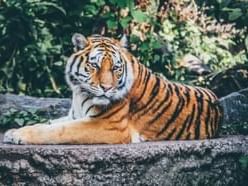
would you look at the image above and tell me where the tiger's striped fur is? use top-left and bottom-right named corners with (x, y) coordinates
top-left (3, 34), bottom-right (223, 144)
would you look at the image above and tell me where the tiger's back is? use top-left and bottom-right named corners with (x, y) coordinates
top-left (128, 62), bottom-right (222, 140)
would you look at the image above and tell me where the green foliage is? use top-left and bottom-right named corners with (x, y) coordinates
top-left (157, 19), bottom-right (247, 81)
top-left (0, 0), bottom-right (247, 97)
top-left (195, 0), bottom-right (248, 61)
top-left (196, 0), bottom-right (248, 28)
top-left (239, 155), bottom-right (248, 170)
top-left (0, 108), bottom-right (48, 129)
top-left (0, 0), bottom-right (69, 96)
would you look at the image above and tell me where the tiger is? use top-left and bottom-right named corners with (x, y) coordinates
top-left (3, 33), bottom-right (223, 144)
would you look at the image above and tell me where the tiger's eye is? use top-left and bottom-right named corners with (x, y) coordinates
top-left (113, 66), bottom-right (119, 71)
top-left (90, 56), bottom-right (96, 61)
top-left (91, 63), bottom-right (98, 68)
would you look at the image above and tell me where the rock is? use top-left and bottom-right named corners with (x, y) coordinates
top-left (0, 94), bottom-right (248, 185)
top-left (207, 64), bottom-right (248, 98)
top-left (0, 135), bottom-right (247, 185)
top-left (179, 54), bottom-right (212, 75)
top-left (0, 93), bottom-right (71, 120)
top-left (219, 88), bottom-right (248, 124)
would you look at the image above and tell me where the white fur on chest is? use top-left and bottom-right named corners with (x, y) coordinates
top-left (70, 90), bottom-right (96, 119)
top-left (49, 89), bottom-right (95, 124)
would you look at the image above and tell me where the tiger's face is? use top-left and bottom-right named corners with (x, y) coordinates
top-left (66, 34), bottom-right (133, 105)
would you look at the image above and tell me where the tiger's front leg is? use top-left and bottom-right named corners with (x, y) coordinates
top-left (3, 119), bottom-right (131, 144)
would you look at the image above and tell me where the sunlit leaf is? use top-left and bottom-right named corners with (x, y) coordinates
top-left (14, 118), bottom-right (25, 126)
top-left (54, 61), bottom-right (63, 66)
top-left (222, 8), bottom-right (243, 21)
top-left (120, 16), bottom-right (132, 28)
top-left (245, 35), bottom-right (248, 51)
top-left (131, 10), bottom-right (148, 23)
top-left (107, 18), bottom-right (118, 29)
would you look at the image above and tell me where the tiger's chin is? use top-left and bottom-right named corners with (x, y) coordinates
top-left (92, 96), bottom-right (111, 105)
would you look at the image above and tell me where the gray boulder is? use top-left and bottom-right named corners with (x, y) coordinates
top-left (219, 88), bottom-right (248, 124)
top-left (0, 135), bottom-right (247, 185)
top-left (0, 93), bottom-right (71, 119)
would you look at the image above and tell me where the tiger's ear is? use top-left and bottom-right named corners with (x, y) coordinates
top-left (120, 34), bottom-right (128, 48)
top-left (72, 33), bottom-right (88, 51)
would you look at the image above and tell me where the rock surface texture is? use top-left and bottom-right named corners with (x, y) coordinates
top-left (0, 136), bottom-right (247, 185)
top-left (0, 93), bottom-right (71, 119)
top-left (0, 94), bottom-right (248, 185)
top-left (218, 88), bottom-right (248, 124)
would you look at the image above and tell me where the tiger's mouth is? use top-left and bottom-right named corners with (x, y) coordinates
top-left (96, 95), bottom-right (108, 99)
top-left (92, 95), bottom-right (111, 105)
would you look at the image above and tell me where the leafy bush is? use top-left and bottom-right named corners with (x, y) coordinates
top-left (0, 0), bottom-right (247, 97)
top-left (0, 108), bottom-right (48, 129)
top-left (196, 0), bottom-right (248, 57)
top-left (196, 0), bottom-right (248, 28)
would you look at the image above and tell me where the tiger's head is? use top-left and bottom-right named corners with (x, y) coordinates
top-left (65, 33), bottom-right (134, 105)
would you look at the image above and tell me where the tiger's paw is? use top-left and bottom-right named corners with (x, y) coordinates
top-left (3, 128), bottom-right (31, 145)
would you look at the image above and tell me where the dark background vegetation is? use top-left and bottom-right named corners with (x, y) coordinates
top-left (0, 0), bottom-right (247, 97)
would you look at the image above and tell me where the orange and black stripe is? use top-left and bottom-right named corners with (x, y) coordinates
top-left (129, 62), bottom-right (223, 140)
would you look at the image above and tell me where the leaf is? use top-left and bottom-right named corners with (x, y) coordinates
top-left (140, 43), bottom-right (149, 51)
top-left (0, 15), bottom-right (5, 21)
top-left (239, 156), bottom-right (248, 169)
top-left (245, 35), bottom-right (248, 51)
top-left (26, 120), bottom-right (36, 125)
top-left (9, 108), bottom-right (17, 113)
top-left (54, 61), bottom-right (63, 66)
top-left (127, 0), bottom-right (134, 10)
top-left (154, 54), bottom-right (160, 61)
top-left (107, 17), bottom-right (118, 29)
top-left (131, 10), bottom-right (148, 23)
top-left (116, 0), bottom-right (128, 8)
top-left (108, 0), bottom-right (130, 8)
top-left (84, 4), bottom-right (98, 15)
top-left (108, 0), bottom-right (117, 4)
top-left (91, 0), bottom-right (105, 6)
top-left (14, 118), bottom-right (25, 126)
top-left (120, 16), bottom-right (132, 28)
top-left (151, 40), bottom-right (161, 49)
top-left (228, 8), bottom-right (242, 21)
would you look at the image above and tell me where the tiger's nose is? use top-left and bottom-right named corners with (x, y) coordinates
top-left (100, 84), bottom-right (112, 92)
